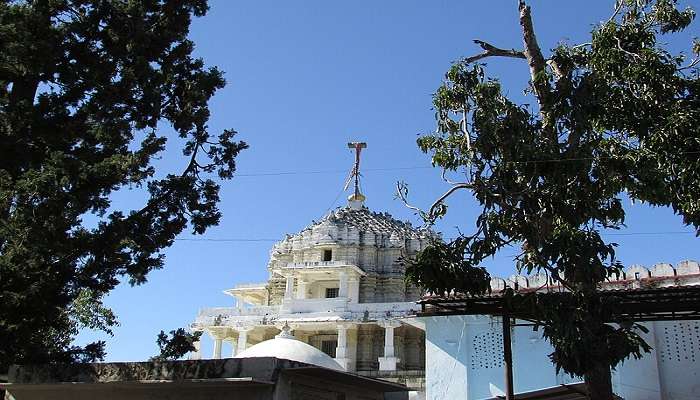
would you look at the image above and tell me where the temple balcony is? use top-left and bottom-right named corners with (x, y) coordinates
top-left (224, 282), bottom-right (269, 306)
top-left (193, 301), bottom-right (420, 330)
top-left (281, 297), bottom-right (349, 313)
top-left (279, 260), bottom-right (365, 276)
top-left (275, 260), bottom-right (366, 304)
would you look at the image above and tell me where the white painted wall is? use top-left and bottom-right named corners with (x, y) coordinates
top-left (425, 315), bottom-right (469, 399)
top-left (423, 316), bottom-right (700, 400)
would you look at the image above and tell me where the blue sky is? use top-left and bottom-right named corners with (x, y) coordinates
top-left (75, 0), bottom-right (700, 361)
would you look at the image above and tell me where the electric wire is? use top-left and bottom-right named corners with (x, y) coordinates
top-left (232, 151), bottom-right (700, 178)
top-left (174, 231), bottom-right (695, 243)
top-left (179, 149), bottom-right (700, 243)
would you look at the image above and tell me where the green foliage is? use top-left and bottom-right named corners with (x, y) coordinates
top-left (151, 328), bottom-right (202, 361)
top-left (405, 238), bottom-right (491, 296)
top-left (0, 0), bottom-right (246, 371)
top-left (408, 0), bottom-right (698, 381)
top-left (69, 288), bottom-right (118, 336)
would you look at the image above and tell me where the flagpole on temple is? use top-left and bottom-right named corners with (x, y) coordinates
top-left (345, 142), bottom-right (367, 208)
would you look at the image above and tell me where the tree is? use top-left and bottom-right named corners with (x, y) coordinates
top-left (151, 328), bottom-right (202, 362)
top-left (0, 0), bottom-right (247, 372)
top-left (400, 1), bottom-right (699, 398)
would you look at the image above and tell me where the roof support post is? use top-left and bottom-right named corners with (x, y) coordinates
top-left (503, 314), bottom-right (515, 400)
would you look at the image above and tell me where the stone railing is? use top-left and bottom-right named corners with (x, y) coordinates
top-left (282, 297), bottom-right (349, 313)
top-left (232, 282), bottom-right (268, 289)
top-left (284, 260), bottom-right (355, 268)
top-left (348, 301), bottom-right (420, 320)
top-left (194, 305), bottom-right (280, 326)
top-left (193, 300), bottom-right (421, 329)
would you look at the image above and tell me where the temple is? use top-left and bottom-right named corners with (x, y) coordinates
top-left (191, 143), bottom-right (431, 387)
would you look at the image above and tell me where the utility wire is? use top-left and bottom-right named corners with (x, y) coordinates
top-left (602, 231), bottom-right (696, 236)
top-left (175, 238), bottom-right (278, 242)
top-left (235, 166), bottom-right (432, 177)
top-left (174, 231), bottom-right (695, 243)
top-left (233, 151), bottom-right (700, 178)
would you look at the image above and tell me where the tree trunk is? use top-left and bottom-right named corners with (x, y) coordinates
top-left (584, 364), bottom-right (615, 400)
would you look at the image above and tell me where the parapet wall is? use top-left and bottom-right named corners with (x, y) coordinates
top-left (488, 260), bottom-right (700, 292)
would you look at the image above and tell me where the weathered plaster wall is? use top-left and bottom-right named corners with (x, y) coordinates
top-left (6, 358), bottom-right (400, 400)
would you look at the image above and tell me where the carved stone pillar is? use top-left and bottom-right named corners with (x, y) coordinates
top-left (296, 279), bottom-right (307, 299)
top-left (212, 338), bottom-right (223, 359)
top-left (378, 320), bottom-right (401, 371)
top-left (209, 329), bottom-right (227, 360)
top-left (225, 338), bottom-right (238, 358)
top-left (284, 276), bottom-right (294, 299)
top-left (334, 323), bottom-right (357, 371)
top-left (337, 325), bottom-right (348, 355)
top-left (338, 271), bottom-right (348, 298)
top-left (237, 328), bottom-right (251, 354)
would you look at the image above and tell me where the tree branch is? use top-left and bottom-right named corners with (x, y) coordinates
top-left (462, 40), bottom-right (526, 64)
top-left (607, 0), bottom-right (624, 24)
top-left (396, 181), bottom-right (473, 225)
top-left (547, 59), bottom-right (565, 80)
top-left (395, 181), bottom-right (427, 217)
top-left (678, 57), bottom-right (700, 71)
top-left (518, 1), bottom-right (553, 129)
top-left (427, 183), bottom-right (472, 219)
top-left (441, 168), bottom-right (463, 186)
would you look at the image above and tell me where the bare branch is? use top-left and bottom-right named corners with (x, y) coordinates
top-left (397, 181), bottom-right (474, 225)
top-left (678, 57), bottom-right (700, 71)
top-left (441, 169), bottom-right (462, 186)
top-left (607, 0), bottom-right (624, 24)
top-left (572, 42), bottom-right (592, 50)
top-left (462, 40), bottom-right (526, 64)
top-left (395, 181), bottom-right (427, 217)
top-left (427, 183), bottom-right (472, 218)
top-left (615, 36), bottom-right (642, 59)
top-left (547, 59), bottom-right (565, 80)
top-left (519, 1), bottom-right (556, 136)
top-left (460, 109), bottom-right (472, 151)
top-left (519, 1), bottom-right (549, 103)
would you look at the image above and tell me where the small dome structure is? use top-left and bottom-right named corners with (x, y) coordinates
top-left (234, 325), bottom-right (343, 371)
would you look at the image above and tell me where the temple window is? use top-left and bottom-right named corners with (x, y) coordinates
top-left (323, 249), bottom-right (333, 261)
top-left (321, 339), bottom-right (338, 357)
top-left (325, 287), bottom-right (339, 298)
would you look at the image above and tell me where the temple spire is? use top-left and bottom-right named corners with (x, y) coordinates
top-left (344, 142), bottom-right (367, 209)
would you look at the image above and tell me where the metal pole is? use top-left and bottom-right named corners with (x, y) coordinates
top-left (503, 314), bottom-right (515, 400)
top-left (354, 144), bottom-right (360, 197)
top-left (346, 142), bottom-right (366, 198)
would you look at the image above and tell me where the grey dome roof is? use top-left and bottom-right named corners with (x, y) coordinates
top-left (323, 206), bottom-right (424, 236)
top-left (271, 205), bottom-right (436, 253)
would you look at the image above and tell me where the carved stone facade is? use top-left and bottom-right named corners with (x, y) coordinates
top-left (192, 197), bottom-right (432, 389)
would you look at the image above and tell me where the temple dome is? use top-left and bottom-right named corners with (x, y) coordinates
top-left (234, 328), bottom-right (343, 371)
